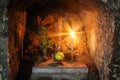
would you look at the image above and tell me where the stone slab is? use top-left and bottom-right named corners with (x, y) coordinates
top-left (31, 59), bottom-right (88, 80)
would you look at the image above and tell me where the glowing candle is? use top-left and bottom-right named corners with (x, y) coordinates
top-left (70, 30), bottom-right (75, 61)
top-left (70, 30), bottom-right (75, 51)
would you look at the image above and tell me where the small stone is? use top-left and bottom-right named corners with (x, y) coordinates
top-left (1, 52), bottom-right (3, 54)
top-left (117, 77), bottom-right (120, 80)
top-left (113, 65), bottom-right (119, 67)
top-left (112, 74), bottom-right (117, 78)
top-left (102, 0), bottom-right (108, 3)
top-left (0, 64), bottom-right (3, 71)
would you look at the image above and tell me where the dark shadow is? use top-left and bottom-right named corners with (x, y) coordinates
top-left (16, 60), bottom-right (34, 80)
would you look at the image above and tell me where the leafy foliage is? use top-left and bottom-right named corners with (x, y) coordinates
top-left (37, 26), bottom-right (54, 54)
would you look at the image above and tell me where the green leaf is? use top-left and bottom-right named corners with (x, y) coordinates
top-left (37, 26), bottom-right (54, 53)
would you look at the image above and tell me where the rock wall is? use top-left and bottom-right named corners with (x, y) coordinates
top-left (0, 0), bottom-right (9, 79)
top-left (0, 0), bottom-right (120, 80)
top-left (109, 15), bottom-right (120, 80)
top-left (98, 0), bottom-right (120, 80)
top-left (0, 8), bottom-right (9, 80)
top-left (8, 7), bottom-right (26, 80)
top-left (107, 0), bottom-right (120, 79)
top-left (82, 0), bottom-right (120, 80)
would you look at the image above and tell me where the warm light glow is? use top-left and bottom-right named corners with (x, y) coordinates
top-left (70, 30), bottom-right (75, 38)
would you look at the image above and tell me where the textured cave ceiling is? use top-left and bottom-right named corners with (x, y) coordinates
top-left (0, 0), bottom-right (104, 10)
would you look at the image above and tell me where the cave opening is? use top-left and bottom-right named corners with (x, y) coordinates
top-left (6, 0), bottom-right (119, 80)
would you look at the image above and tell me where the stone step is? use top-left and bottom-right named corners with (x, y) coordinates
top-left (31, 59), bottom-right (88, 80)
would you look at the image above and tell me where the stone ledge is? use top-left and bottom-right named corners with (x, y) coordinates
top-left (32, 67), bottom-right (88, 74)
top-left (31, 59), bottom-right (88, 80)
top-left (31, 73), bottom-right (87, 80)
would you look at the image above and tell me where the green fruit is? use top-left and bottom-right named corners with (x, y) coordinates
top-left (55, 52), bottom-right (64, 60)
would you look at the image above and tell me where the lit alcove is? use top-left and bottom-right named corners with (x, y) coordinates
top-left (7, 0), bottom-right (119, 80)
top-left (24, 1), bottom-right (92, 80)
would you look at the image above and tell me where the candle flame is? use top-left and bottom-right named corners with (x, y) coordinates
top-left (70, 30), bottom-right (75, 38)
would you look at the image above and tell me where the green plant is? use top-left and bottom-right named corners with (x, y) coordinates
top-left (37, 26), bottom-right (54, 55)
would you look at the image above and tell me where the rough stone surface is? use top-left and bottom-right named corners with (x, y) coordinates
top-left (100, 0), bottom-right (120, 80)
top-left (0, 0), bottom-right (120, 80)
top-left (95, 11), bottom-right (115, 80)
top-left (8, 7), bottom-right (26, 80)
top-left (109, 17), bottom-right (120, 80)
top-left (0, 8), bottom-right (9, 80)
top-left (31, 59), bottom-right (88, 80)
top-left (80, 3), bottom-right (117, 80)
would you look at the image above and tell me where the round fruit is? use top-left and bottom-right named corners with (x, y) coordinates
top-left (55, 52), bottom-right (64, 60)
